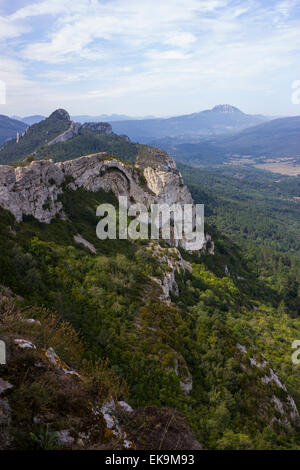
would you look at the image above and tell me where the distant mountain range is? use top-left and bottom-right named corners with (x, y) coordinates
top-left (0, 115), bottom-right (28, 146)
top-left (11, 115), bottom-right (45, 126)
top-left (11, 113), bottom-right (156, 126)
top-left (109, 105), bottom-right (271, 143)
top-left (72, 113), bottom-right (156, 122)
top-left (160, 115), bottom-right (300, 166)
top-left (11, 105), bottom-right (269, 138)
top-left (4, 106), bottom-right (300, 168)
top-left (218, 115), bottom-right (300, 157)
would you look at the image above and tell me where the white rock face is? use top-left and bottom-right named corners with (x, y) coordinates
top-left (236, 343), bottom-right (299, 425)
top-left (58, 154), bottom-right (152, 207)
top-left (48, 121), bottom-right (81, 146)
top-left (148, 244), bottom-right (191, 300)
top-left (0, 151), bottom-right (193, 223)
top-left (41, 347), bottom-right (80, 377)
top-left (0, 154), bottom-right (149, 223)
top-left (0, 150), bottom-right (210, 252)
top-left (56, 430), bottom-right (75, 446)
top-left (261, 367), bottom-right (287, 390)
top-left (143, 166), bottom-right (193, 207)
top-left (100, 400), bottom-right (134, 449)
top-left (14, 339), bottom-right (36, 349)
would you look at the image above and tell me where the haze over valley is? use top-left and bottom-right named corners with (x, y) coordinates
top-left (1, 0), bottom-right (300, 454)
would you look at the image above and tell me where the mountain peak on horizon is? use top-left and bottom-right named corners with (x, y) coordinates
top-left (49, 108), bottom-right (70, 121)
top-left (211, 104), bottom-right (243, 113)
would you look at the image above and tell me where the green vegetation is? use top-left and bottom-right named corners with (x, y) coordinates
top-left (0, 109), bottom-right (139, 165)
top-left (0, 287), bottom-right (127, 449)
top-left (0, 110), bottom-right (70, 164)
top-left (0, 116), bottom-right (27, 146)
top-left (0, 181), bottom-right (300, 449)
top-left (33, 130), bottom-right (138, 164)
top-left (180, 164), bottom-right (300, 255)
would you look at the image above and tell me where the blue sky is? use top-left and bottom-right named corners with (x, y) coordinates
top-left (0, 0), bottom-right (300, 117)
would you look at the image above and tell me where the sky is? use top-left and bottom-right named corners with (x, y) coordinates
top-left (0, 0), bottom-right (300, 117)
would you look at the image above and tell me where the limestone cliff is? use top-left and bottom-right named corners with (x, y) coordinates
top-left (48, 120), bottom-right (113, 146)
top-left (0, 148), bottom-right (209, 251)
top-left (0, 152), bottom-right (188, 218)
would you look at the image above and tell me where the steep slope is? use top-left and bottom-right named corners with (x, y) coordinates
top-left (0, 149), bottom-right (300, 449)
top-left (219, 115), bottom-right (300, 157)
top-left (167, 115), bottom-right (300, 166)
top-left (0, 109), bottom-right (72, 164)
top-left (0, 288), bottom-right (202, 450)
top-left (31, 128), bottom-right (137, 164)
top-left (110, 105), bottom-right (270, 143)
top-left (0, 116), bottom-right (28, 146)
top-left (0, 109), bottom-right (137, 166)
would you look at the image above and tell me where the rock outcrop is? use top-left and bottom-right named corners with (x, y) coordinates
top-left (47, 120), bottom-right (112, 147)
top-left (48, 121), bottom-right (81, 146)
top-left (148, 244), bottom-right (192, 300)
top-left (0, 148), bottom-right (209, 251)
top-left (0, 154), bottom-right (147, 223)
top-left (81, 122), bottom-right (112, 134)
top-left (0, 151), bottom-right (189, 220)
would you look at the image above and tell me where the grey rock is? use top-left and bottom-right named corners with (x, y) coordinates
top-left (81, 122), bottom-right (112, 134)
top-left (0, 377), bottom-right (13, 395)
top-left (0, 150), bottom-right (210, 252)
top-left (48, 121), bottom-right (81, 146)
top-left (49, 109), bottom-right (70, 121)
top-left (56, 430), bottom-right (75, 446)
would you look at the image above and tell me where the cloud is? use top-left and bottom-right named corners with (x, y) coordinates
top-left (164, 33), bottom-right (197, 48)
top-left (19, 0), bottom-right (226, 63)
top-left (1, 0), bottom-right (300, 115)
top-left (0, 16), bottom-right (28, 40)
top-left (8, 0), bottom-right (88, 20)
top-left (147, 50), bottom-right (191, 60)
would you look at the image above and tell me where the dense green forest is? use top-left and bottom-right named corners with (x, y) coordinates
top-left (180, 164), bottom-right (300, 255)
top-left (180, 163), bottom-right (300, 317)
top-left (32, 130), bottom-right (138, 164)
top-left (0, 111), bottom-right (70, 164)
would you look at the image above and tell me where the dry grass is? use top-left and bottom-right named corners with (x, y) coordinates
top-left (254, 163), bottom-right (300, 176)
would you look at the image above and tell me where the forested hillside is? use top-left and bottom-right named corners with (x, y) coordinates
top-left (180, 164), bottom-right (300, 255)
top-left (0, 109), bottom-right (138, 165)
top-left (0, 109), bottom-right (71, 164)
top-left (0, 112), bottom-right (300, 450)
top-left (0, 161), bottom-right (300, 449)
top-left (0, 116), bottom-right (27, 146)
top-left (180, 164), bottom-right (300, 317)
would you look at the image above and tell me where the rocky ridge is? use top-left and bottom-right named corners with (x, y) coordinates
top-left (0, 149), bottom-right (206, 251)
top-left (0, 288), bottom-right (202, 450)
top-left (47, 121), bottom-right (113, 147)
